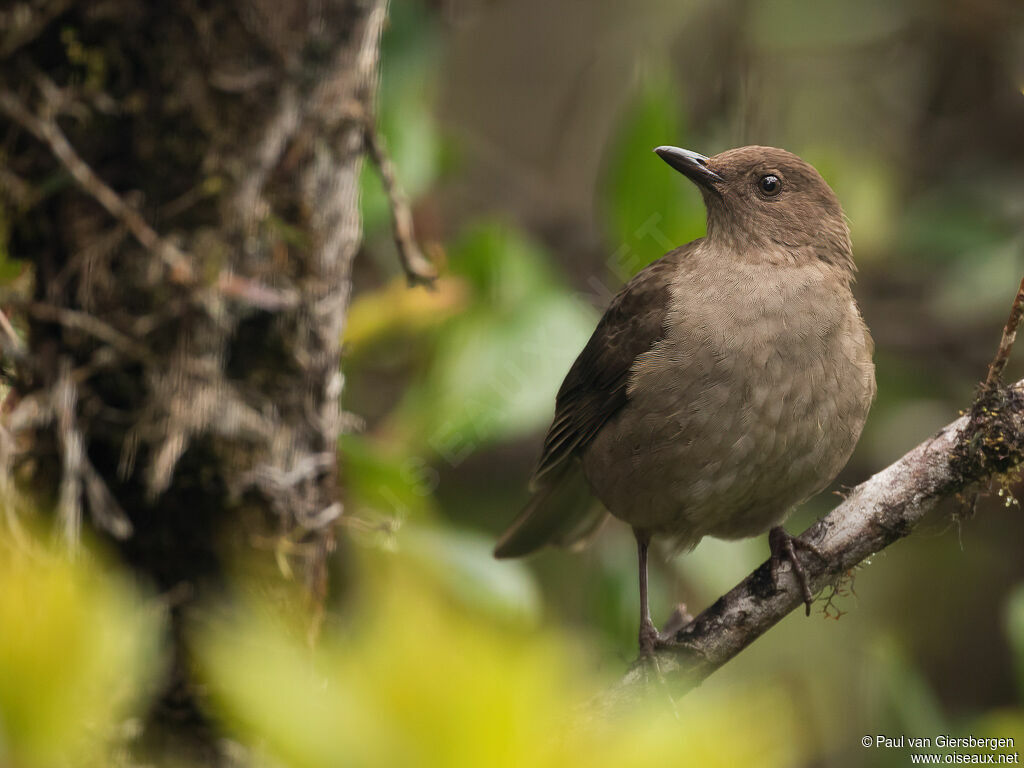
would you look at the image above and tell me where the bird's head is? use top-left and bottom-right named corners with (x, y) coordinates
top-left (654, 145), bottom-right (854, 275)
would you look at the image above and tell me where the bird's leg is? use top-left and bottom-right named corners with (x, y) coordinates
top-left (769, 526), bottom-right (826, 616)
top-left (634, 528), bottom-right (660, 653)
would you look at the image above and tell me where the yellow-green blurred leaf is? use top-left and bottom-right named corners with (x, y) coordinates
top-left (343, 276), bottom-right (468, 352)
top-left (1006, 584), bottom-right (1024, 700)
top-left (401, 524), bottom-right (541, 625)
top-left (197, 554), bottom-right (811, 768)
top-left (340, 432), bottom-right (437, 527)
top-left (0, 533), bottom-right (164, 768)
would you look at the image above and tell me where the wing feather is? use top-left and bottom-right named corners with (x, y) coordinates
top-left (532, 244), bottom-right (693, 484)
top-left (495, 243), bottom-right (696, 557)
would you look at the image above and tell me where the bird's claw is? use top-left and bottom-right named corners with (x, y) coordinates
top-left (638, 603), bottom-right (693, 654)
top-left (639, 619), bottom-right (662, 655)
top-left (769, 526), bottom-right (826, 616)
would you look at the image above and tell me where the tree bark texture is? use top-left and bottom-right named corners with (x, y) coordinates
top-left (1, 0), bottom-right (385, 759)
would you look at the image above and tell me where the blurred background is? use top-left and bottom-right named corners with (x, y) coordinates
top-left (3, 0), bottom-right (1024, 766)
top-left (343, 0), bottom-right (1024, 764)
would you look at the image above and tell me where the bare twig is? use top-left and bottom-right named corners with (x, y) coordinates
top-left (53, 361), bottom-right (83, 547)
top-left (19, 301), bottom-right (155, 363)
top-left (216, 272), bottom-right (299, 311)
top-left (0, 86), bottom-right (195, 283)
top-left (52, 361), bottom-right (132, 544)
top-left (209, 66), bottom-right (276, 94)
top-left (362, 118), bottom-right (438, 288)
top-left (231, 82), bottom-right (301, 232)
top-left (985, 274), bottom-right (1024, 388)
top-left (0, 306), bottom-right (23, 353)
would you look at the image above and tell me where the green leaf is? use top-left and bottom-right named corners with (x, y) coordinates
top-left (1006, 584), bottom-right (1024, 700)
top-left (196, 605), bottom-right (400, 768)
top-left (197, 552), bottom-right (812, 768)
top-left (0, 534), bottom-right (165, 768)
top-left (401, 525), bottom-right (542, 625)
top-left (602, 71), bottom-right (705, 276)
top-left (396, 222), bottom-right (597, 451)
top-left (340, 433), bottom-right (437, 525)
top-left (865, 635), bottom-right (947, 737)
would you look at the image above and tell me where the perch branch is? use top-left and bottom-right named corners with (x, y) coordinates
top-left (362, 117), bottom-right (438, 288)
top-left (604, 276), bottom-right (1024, 707)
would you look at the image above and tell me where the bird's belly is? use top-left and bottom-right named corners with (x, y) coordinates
top-left (582, 323), bottom-right (872, 549)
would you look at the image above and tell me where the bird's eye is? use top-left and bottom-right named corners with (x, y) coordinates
top-left (758, 174), bottom-right (781, 196)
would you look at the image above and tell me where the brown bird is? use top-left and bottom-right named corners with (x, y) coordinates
top-left (494, 145), bottom-right (875, 653)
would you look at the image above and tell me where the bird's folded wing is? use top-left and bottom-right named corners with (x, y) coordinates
top-left (531, 243), bottom-right (693, 487)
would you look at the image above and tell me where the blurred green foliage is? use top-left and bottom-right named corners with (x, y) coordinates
top-left (196, 557), bottom-right (814, 768)
top-left (0, 526), bottom-right (823, 768)
top-left (2, 523), bottom-right (1022, 767)
top-left (602, 72), bottom-right (706, 275)
top-left (1008, 586), bottom-right (1024, 701)
top-left (0, 531), bottom-right (164, 768)
top-left (393, 222), bottom-right (596, 450)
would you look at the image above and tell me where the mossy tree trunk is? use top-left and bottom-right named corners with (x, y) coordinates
top-left (1, 0), bottom-right (384, 760)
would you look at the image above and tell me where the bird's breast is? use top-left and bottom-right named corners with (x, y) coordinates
top-left (583, 260), bottom-right (875, 548)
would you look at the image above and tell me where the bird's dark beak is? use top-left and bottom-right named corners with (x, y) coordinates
top-left (654, 146), bottom-right (723, 190)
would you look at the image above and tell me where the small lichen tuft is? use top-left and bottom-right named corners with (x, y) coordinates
top-left (949, 383), bottom-right (1024, 514)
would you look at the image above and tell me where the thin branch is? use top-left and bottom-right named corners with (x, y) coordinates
top-left (19, 301), bottom-right (155, 363)
top-left (0, 85), bottom-right (195, 283)
top-left (362, 117), bottom-right (438, 288)
top-left (985, 274), bottom-right (1024, 388)
top-left (52, 360), bottom-right (132, 543)
top-left (216, 272), bottom-right (299, 311)
top-left (0, 306), bottom-right (23, 353)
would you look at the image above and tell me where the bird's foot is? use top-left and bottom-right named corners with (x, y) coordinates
top-left (769, 526), bottom-right (826, 616)
top-left (639, 618), bottom-right (661, 655)
top-left (638, 604), bottom-right (694, 654)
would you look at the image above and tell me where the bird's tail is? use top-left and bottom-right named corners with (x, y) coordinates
top-left (494, 463), bottom-right (606, 558)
